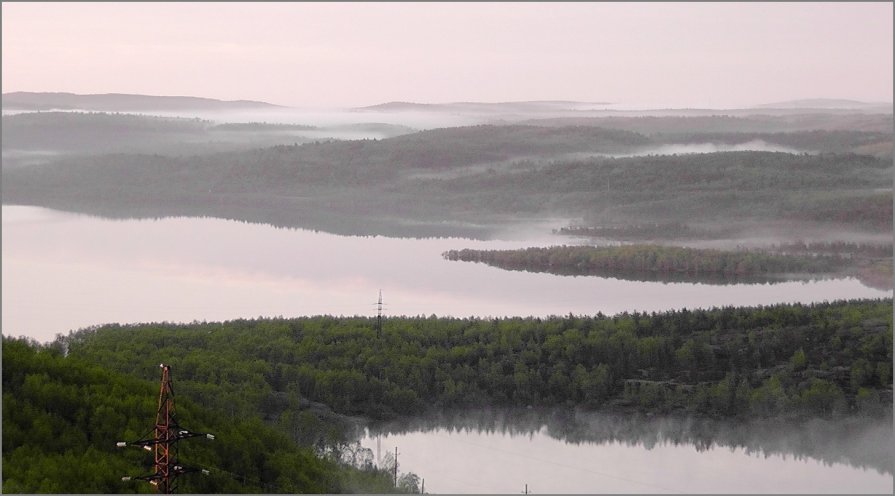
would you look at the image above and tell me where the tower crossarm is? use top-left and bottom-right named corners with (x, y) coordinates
top-left (117, 364), bottom-right (214, 493)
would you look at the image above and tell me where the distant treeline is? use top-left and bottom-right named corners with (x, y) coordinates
top-left (1, 91), bottom-right (280, 112)
top-left (443, 244), bottom-right (846, 279)
top-left (555, 223), bottom-right (712, 240)
top-left (210, 122), bottom-right (317, 131)
top-left (0, 111), bottom-right (312, 156)
top-left (772, 241), bottom-right (893, 258)
top-left (0, 112), bottom-right (411, 159)
top-left (522, 114), bottom-right (894, 135)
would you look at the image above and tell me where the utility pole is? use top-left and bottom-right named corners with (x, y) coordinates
top-left (524, 483), bottom-right (529, 494)
top-left (393, 446), bottom-right (399, 488)
top-left (119, 364), bottom-right (214, 493)
top-left (421, 478), bottom-right (424, 494)
top-left (376, 290), bottom-right (383, 339)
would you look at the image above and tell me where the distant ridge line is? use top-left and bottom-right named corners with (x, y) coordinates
top-left (353, 100), bottom-right (613, 112)
top-left (2, 91), bottom-right (285, 112)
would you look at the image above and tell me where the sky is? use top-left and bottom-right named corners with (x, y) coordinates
top-left (2, 2), bottom-right (892, 108)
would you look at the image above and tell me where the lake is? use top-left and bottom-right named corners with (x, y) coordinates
top-left (2, 205), bottom-right (891, 343)
top-left (357, 410), bottom-right (893, 494)
top-left (3, 204), bottom-right (893, 493)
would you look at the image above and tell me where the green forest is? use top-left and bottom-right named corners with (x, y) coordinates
top-left (4, 296), bottom-right (892, 491)
top-left (41, 300), bottom-right (895, 419)
top-left (73, 300), bottom-right (892, 419)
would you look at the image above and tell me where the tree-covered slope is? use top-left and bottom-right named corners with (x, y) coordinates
top-left (59, 300), bottom-right (892, 423)
top-left (2, 338), bottom-right (401, 494)
top-left (3, 122), bottom-right (891, 237)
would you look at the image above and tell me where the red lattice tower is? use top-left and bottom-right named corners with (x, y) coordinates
top-left (154, 364), bottom-right (175, 493)
top-left (119, 364), bottom-right (213, 493)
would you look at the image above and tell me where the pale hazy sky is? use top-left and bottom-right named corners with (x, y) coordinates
top-left (2, 2), bottom-right (892, 108)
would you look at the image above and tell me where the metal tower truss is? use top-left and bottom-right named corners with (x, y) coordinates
top-left (118, 364), bottom-right (214, 493)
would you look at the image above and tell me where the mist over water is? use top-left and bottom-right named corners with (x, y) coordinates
top-left (360, 408), bottom-right (893, 494)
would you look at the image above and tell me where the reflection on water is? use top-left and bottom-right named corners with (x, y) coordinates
top-left (3, 205), bottom-right (891, 343)
top-left (360, 408), bottom-right (893, 494)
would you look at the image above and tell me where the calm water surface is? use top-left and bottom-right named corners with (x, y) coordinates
top-left (3, 205), bottom-right (890, 342)
top-left (359, 424), bottom-right (892, 494)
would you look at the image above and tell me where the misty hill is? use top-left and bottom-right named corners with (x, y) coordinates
top-left (515, 116), bottom-right (893, 157)
top-left (2, 91), bottom-right (282, 112)
top-left (356, 101), bottom-right (436, 112)
top-left (2, 123), bottom-right (891, 238)
top-left (1, 124), bottom-right (652, 190)
top-left (374, 124), bottom-right (648, 169)
top-left (357, 100), bottom-right (894, 121)
top-left (1, 112), bottom-right (417, 163)
top-left (2, 112), bottom-right (209, 154)
top-left (0, 112), bottom-right (317, 160)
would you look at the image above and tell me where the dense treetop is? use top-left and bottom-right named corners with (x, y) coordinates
top-left (59, 300), bottom-right (892, 422)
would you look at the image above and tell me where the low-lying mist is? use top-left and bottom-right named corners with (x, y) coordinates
top-left (406, 140), bottom-right (808, 182)
top-left (365, 407), bottom-right (894, 475)
top-left (619, 140), bottom-right (806, 156)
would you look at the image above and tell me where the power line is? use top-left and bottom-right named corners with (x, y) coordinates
top-left (200, 463), bottom-right (293, 493)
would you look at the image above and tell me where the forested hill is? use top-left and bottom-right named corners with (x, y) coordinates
top-left (59, 300), bottom-right (892, 423)
top-left (2, 337), bottom-right (405, 494)
top-left (368, 124), bottom-right (650, 168)
top-left (2, 123), bottom-right (892, 237)
top-left (0, 112), bottom-right (417, 158)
